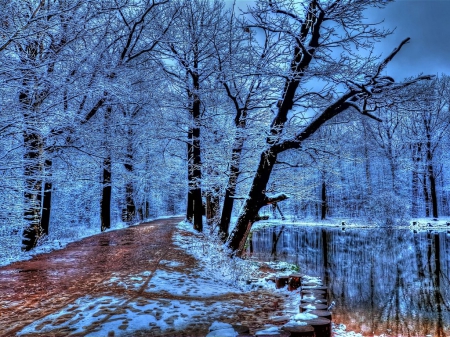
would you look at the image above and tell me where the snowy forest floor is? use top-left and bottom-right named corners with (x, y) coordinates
top-left (0, 216), bottom-right (297, 336)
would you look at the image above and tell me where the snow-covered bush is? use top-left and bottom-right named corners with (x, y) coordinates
top-left (175, 221), bottom-right (260, 289)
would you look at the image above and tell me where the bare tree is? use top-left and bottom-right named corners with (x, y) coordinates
top-left (226, 0), bottom-right (433, 255)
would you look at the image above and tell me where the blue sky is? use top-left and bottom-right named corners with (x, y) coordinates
top-left (367, 0), bottom-right (450, 80)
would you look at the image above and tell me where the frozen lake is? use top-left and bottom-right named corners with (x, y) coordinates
top-left (248, 225), bottom-right (450, 337)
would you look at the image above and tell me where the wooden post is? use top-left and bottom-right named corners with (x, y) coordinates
top-left (282, 324), bottom-right (315, 337)
top-left (309, 309), bottom-right (332, 320)
top-left (288, 273), bottom-right (302, 291)
top-left (305, 317), bottom-right (331, 337)
top-left (301, 289), bottom-right (327, 298)
top-left (276, 276), bottom-right (290, 289)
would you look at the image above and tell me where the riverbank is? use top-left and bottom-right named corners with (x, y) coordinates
top-left (251, 216), bottom-right (450, 232)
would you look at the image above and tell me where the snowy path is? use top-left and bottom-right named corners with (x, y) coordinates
top-left (0, 217), bottom-right (284, 336)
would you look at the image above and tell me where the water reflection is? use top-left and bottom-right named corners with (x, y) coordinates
top-left (249, 226), bottom-right (450, 336)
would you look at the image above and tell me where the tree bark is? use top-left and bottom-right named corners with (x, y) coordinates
top-left (101, 107), bottom-right (112, 231)
top-left (426, 139), bottom-right (438, 218)
top-left (124, 128), bottom-right (135, 223)
top-left (190, 52), bottom-right (203, 232)
top-left (22, 131), bottom-right (44, 251)
top-left (321, 179), bottom-right (327, 220)
top-left (192, 111), bottom-right (203, 232)
top-left (186, 132), bottom-right (194, 222)
top-left (219, 134), bottom-right (245, 238)
top-left (41, 159), bottom-right (53, 236)
top-left (227, 149), bottom-right (278, 254)
top-left (206, 192), bottom-right (220, 225)
top-left (101, 156), bottom-right (112, 231)
top-left (428, 163), bottom-right (438, 218)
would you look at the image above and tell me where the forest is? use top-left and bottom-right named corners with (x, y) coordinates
top-left (0, 0), bottom-right (448, 262)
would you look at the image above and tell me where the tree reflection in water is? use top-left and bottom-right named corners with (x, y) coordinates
top-left (249, 226), bottom-right (450, 336)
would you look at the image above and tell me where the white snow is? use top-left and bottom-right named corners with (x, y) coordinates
top-left (209, 321), bottom-right (234, 331)
top-left (292, 312), bottom-right (319, 321)
top-left (17, 294), bottom-right (243, 336)
top-left (255, 326), bottom-right (281, 335)
top-left (174, 221), bottom-right (260, 289)
top-left (206, 326), bottom-right (238, 337)
top-left (283, 321), bottom-right (308, 327)
top-left (332, 323), bottom-right (364, 337)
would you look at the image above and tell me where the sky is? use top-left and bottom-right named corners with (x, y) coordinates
top-left (366, 0), bottom-right (450, 80)
top-left (229, 0), bottom-right (450, 81)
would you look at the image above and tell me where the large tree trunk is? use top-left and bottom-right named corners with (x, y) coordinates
top-left (124, 128), bottom-right (135, 223)
top-left (101, 156), bottom-right (112, 231)
top-left (192, 113), bottom-right (203, 232)
top-left (321, 179), bottom-right (327, 220)
top-left (219, 135), bottom-right (245, 238)
top-left (426, 140), bottom-right (438, 218)
top-left (190, 55), bottom-right (203, 232)
top-left (41, 159), bottom-right (53, 236)
top-left (206, 191), bottom-right (220, 225)
top-left (428, 163), bottom-right (438, 218)
top-left (227, 149), bottom-right (278, 254)
top-left (101, 107), bottom-right (112, 231)
top-left (22, 131), bottom-right (44, 251)
top-left (186, 133), bottom-right (194, 222)
top-left (185, 101), bottom-right (203, 231)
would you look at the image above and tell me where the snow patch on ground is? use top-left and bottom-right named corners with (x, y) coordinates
top-left (17, 294), bottom-right (242, 336)
top-left (333, 323), bottom-right (364, 337)
top-left (104, 269), bottom-right (242, 297)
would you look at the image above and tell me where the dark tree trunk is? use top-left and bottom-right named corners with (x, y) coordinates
top-left (101, 107), bottom-right (112, 231)
top-left (321, 179), bottom-right (327, 220)
top-left (227, 149), bottom-right (278, 254)
top-left (219, 103), bottom-right (248, 238)
top-left (271, 226), bottom-right (285, 256)
top-left (206, 192), bottom-right (220, 225)
top-left (189, 56), bottom-right (203, 232)
top-left (192, 118), bottom-right (203, 232)
top-left (22, 130), bottom-right (44, 251)
top-left (20, 77), bottom-right (45, 250)
top-left (124, 129), bottom-right (135, 223)
top-left (426, 141), bottom-right (438, 218)
top-left (41, 159), bottom-right (53, 236)
top-left (429, 163), bottom-right (438, 218)
top-left (186, 135), bottom-right (194, 222)
top-left (186, 117), bottom-right (203, 231)
top-left (101, 156), bottom-right (112, 231)
top-left (219, 140), bottom-right (244, 238)
top-left (125, 182), bottom-right (135, 221)
top-left (220, 189), bottom-right (234, 236)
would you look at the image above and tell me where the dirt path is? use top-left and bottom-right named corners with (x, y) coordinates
top-left (0, 217), bottom-right (285, 337)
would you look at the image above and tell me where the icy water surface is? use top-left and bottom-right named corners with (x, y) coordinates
top-left (249, 225), bottom-right (450, 337)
